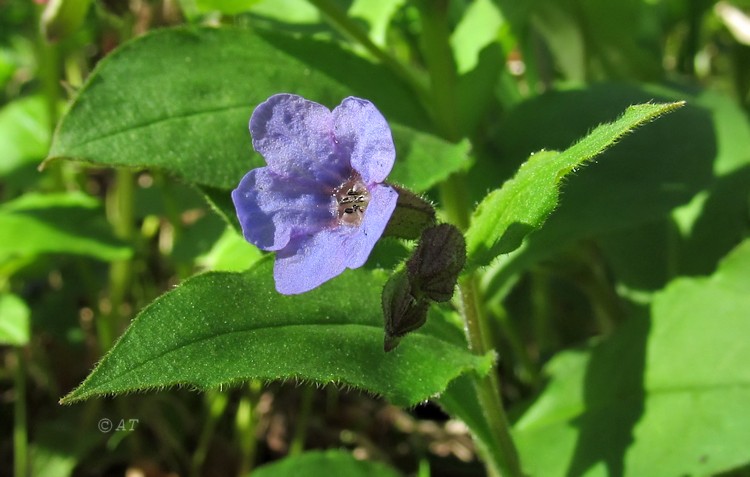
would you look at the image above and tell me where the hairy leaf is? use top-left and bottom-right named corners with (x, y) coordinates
top-left (61, 258), bottom-right (492, 407)
top-left (47, 27), bottom-right (465, 193)
top-left (465, 101), bottom-right (684, 270)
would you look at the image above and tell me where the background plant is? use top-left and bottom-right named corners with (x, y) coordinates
top-left (1, 0), bottom-right (749, 476)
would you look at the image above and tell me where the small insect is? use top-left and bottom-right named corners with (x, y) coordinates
top-left (340, 188), bottom-right (367, 213)
top-left (343, 204), bottom-right (365, 214)
top-left (333, 180), bottom-right (369, 224)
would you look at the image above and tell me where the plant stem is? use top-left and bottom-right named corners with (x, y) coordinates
top-left (102, 169), bottom-right (136, 352)
top-left (13, 348), bottom-right (28, 477)
top-left (35, 4), bottom-right (65, 191)
top-left (289, 385), bottom-right (315, 456)
top-left (307, 0), bottom-right (428, 102)
top-left (459, 275), bottom-right (523, 477)
top-left (236, 382), bottom-right (261, 477)
top-left (414, 0), bottom-right (461, 140)
top-left (415, 2), bottom-right (523, 475)
top-left (191, 391), bottom-right (229, 477)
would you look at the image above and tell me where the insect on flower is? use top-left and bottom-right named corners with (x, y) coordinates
top-left (231, 94), bottom-right (399, 295)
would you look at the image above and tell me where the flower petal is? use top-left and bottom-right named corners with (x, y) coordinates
top-left (273, 184), bottom-right (398, 294)
top-left (231, 167), bottom-right (335, 251)
top-left (333, 97), bottom-right (395, 184)
top-left (250, 94), bottom-right (349, 187)
top-left (344, 183), bottom-right (399, 268)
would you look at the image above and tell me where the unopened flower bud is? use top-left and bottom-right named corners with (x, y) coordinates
top-left (406, 224), bottom-right (466, 302)
top-left (383, 185), bottom-right (436, 240)
top-left (382, 270), bottom-right (430, 352)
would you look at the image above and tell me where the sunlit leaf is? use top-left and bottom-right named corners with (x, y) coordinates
top-left (47, 27), bottom-right (465, 194)
top-left (514, 239), bottom-right (750, 476)
top-left (0, 95), bottom-right (50, 177)
top-left (61, 258), bottom-right (492, 407)
top-left (465, 100), bottom-right (683, 270)
top-left (0, 192), bottom-right (131, 264)
top-left (252, 450), bottom-right (402, 477)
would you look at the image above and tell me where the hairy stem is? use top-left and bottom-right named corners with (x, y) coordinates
top-left (416, 2), bottom-right (524, 475)
top-left (102, 169), bottom-right (136, 352)
top-left (459, 275), bottom-right (523, 477)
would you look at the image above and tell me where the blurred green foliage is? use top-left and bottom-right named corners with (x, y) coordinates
top-left (1, 0), bottom-right (750, 476)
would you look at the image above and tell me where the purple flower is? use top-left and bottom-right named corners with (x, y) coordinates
top-left (231, 94), bottom-right (399, 295)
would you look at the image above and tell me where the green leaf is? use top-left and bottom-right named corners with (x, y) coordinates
top-left (464, 101), bottom-right (684, 270)
top-left (478, 84), bottom-right (740, 294)
top-left (40, 0), bottom-right (94, 42)
top-left (531, 0), bottom-right (662, 81)
top-left (348, 0), bottom-right (405, 47)
top-left (0, 192), bottom-right (131, 264)
top-left (0, 293), bottom-right (30, 346)
top-left (193, 0), bottom-right (262, 15)
top-left (514, 239), bottom-right (750, 476)
top-left (388, 130), bottom-right (470, 192)
top-left (451, 0), bottom-right (505, 134)
top-left (61, 258), bottom-right (492, 407)
top-left (0, 95), bottom-right (51, 177)
top-left (47, 27), bottom-right (463, 193)
top-left (252, 450), bottom-right (403, 477)
top-left (195, 227), bottom-right (263, 272)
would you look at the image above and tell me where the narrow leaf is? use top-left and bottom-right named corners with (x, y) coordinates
top-left (465, 101), bottom-right (684, 270)
top-left (61, 258), bottom-right (492, 407)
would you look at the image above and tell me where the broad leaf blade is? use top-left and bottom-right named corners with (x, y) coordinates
top-left (252, 450), bottom-right (402, 477)
top-left (47, 27), bottom-right (465, 193)
top-left (61, 258), bottom-right (492, 407)
top-left (0, 192), bottom-right (131, 263)
top-left (514, 239), bottom-right (750, 476)
top-left (465, 101), bottom-right (684, 270)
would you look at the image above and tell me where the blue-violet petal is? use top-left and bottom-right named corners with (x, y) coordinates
top-left (273, 184), bottom-right (397, 294)
top-left (333, 97), bottom-right (396, 184)
top-left (231, 167), bottom-right (335, 251)
top-left (250, 94), bottom-right (349, 188)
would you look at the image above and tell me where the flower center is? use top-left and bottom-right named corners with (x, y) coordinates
top-left (333, 177), bottom-right (370, 226)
